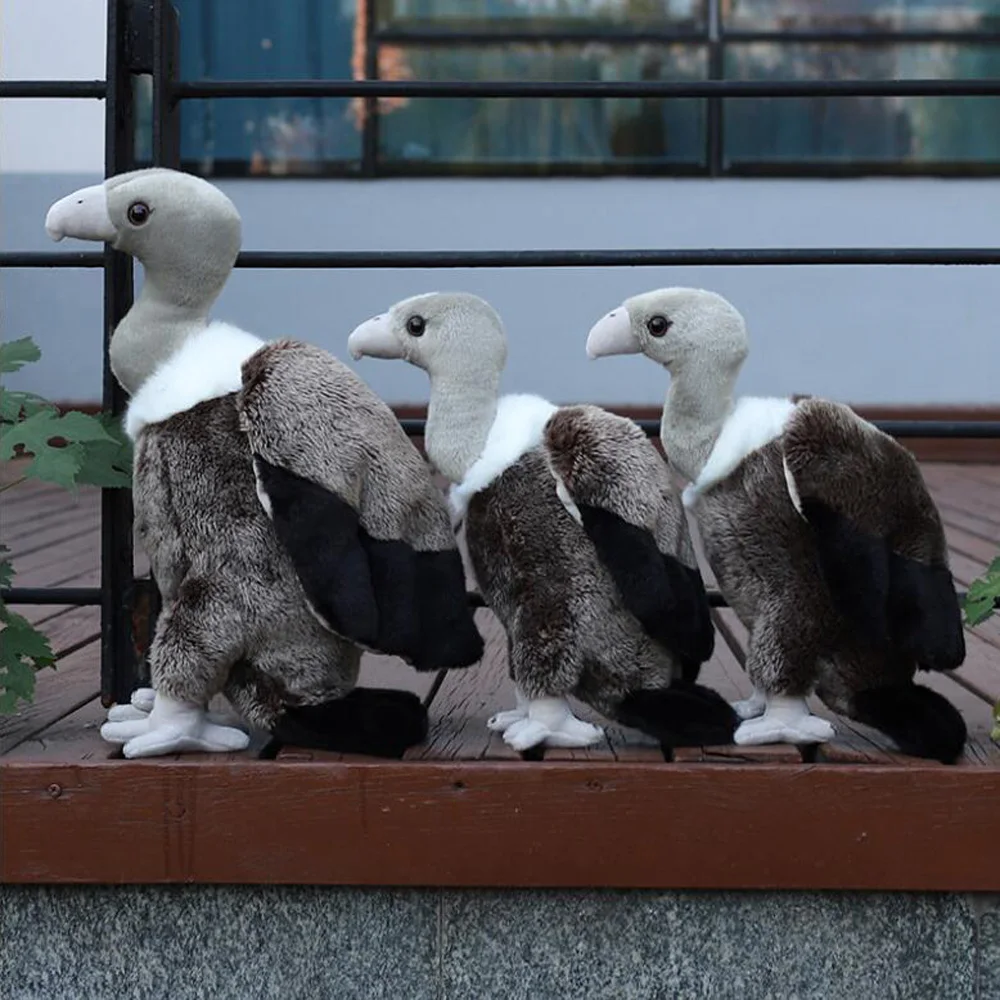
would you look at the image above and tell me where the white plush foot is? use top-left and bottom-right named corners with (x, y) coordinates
top-left (488, 708), bottom-right (528, 732)
top-left (105, 688), bottom-right (238, 728)
top-left (487, 686), bottom-right (529, 732)
top-left (733, 695), bottom-right (835, 746)
top-left (732, 687), bottom-right (767, 722)
top-left (101, 693), bottom-right (251, 758)
top-left (107, 686), bottom-right (157, 721)
top-left (500, 696), bottom-right (604, 751)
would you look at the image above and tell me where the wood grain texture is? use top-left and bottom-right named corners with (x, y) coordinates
top-left (2, 758), bottom-right (998, 889)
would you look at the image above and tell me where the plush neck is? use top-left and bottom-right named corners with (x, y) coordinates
top-left (110, 256), bottom-right (231, 396)
top-left (660, 355), bottom-right (741, 482)
top-left (425, 369), bottom-right (502, 484)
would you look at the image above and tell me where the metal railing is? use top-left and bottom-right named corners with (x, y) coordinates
top-left (1, 0), bottom-right (997, 704)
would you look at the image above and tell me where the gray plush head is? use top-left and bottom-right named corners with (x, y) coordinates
top-left (587, 287), bottom-right (749, 377)
top-left (46, 167), bottom-right (242, 305)
top-left (348, 291), bottom-right (508, 379)
top-left (348, 291), bottom-right (508, 484)
top-left (45, 168), bottom-right (243, 393)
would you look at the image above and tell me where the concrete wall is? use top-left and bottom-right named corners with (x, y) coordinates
top-left (2, 885), bottom-right (997, 1000)
top-left (4, 172), bottom-right (1000, 407)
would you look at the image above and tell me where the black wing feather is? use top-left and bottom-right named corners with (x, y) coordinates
top-left (578, 503), bottom-right (715, 675)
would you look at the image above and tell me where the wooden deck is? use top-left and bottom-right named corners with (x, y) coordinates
top-left (2, 461), bottom-right (999, 888)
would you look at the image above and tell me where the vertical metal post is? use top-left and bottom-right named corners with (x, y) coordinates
top-left (361, 0), bottom-right (379, 176)
top-left (102, 0), bottom-right (138, 705)
top-left (706, 0), bottom-right (725, 176)
top-left (152, 0), bottom-right (182, 167)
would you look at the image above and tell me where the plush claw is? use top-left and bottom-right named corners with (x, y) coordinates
top-left (488, 708), bottom-right (528, 732)
top-left (733, 694), bottom-right (835, 746)
top-left (487, 687), bottom-right (530, 732)
top-left (131, 687), bottom-right (156, 713)
top-left (106, 703), bottom-right (150, 723)
top-left (500, 696), bottom-right (604, 751)
top-left (732, 688), bottom-right (767, 721)
top-left (100, 693), bottom-right (250, 758)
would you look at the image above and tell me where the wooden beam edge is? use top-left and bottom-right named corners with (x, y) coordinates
top-left (3, 759), bottom-right (998, 890)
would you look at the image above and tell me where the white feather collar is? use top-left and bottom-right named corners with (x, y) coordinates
top-left (449, 393), bottom-right (558, 519)
top-left (125, 322), bottom-right (267, 439)
top-left (681, 395), bottom-right (797, 507)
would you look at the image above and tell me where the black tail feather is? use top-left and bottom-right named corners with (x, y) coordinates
top-left (616, 682), bottom-right (738, 750)
top-left (850, 683), bottom-right (967, 764)
top-left (271, 687), bottom-right (428, 759)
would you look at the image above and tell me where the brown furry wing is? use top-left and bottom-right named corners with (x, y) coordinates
top-left (783, 399), bottom-right (964, 670)
top-left (237, 339), bottom-right (483, 670)
top-left (544, 404), bottom-right (714, 675)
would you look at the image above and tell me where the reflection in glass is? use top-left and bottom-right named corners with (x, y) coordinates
top-left (377, 0), bottom-right (706, 30)
top-left (724, 0), bottom-right (1000, 31)
top-left (725, 43), bottom-right (1000, 163)
top-left (379, 44), bottom-right (707, 165)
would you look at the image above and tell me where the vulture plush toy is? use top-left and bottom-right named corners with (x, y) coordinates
top-left (44, 168), bottom-right (483, 759)
top-left (586, 286), bottom-right (967, 763)
top-left (348, 291), bottom-right (735, 754)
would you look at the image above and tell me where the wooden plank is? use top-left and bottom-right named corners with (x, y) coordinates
top-left (2, 758), bottom-right (998, 889)
top-left (0, 641), bottom-right (101, 755)
top-left (8, 532), bottom-right (100, 586)
top-left (410, 610), bottom-right (519, 762)
top-left (1, 490), bottom-right (96, 534)
top-left (1, 698), bottom-right (113, 763)
top-left (3, 519), bottom-right (100, 562)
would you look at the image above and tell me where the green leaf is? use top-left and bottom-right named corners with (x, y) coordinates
top-left (989, 556), bottom-right (1000, 576)
top-left (0, 336), bottom-right (41, 375)
top-left (74, 413), bottom-right (133, 488)
top-left (0, 388), bottom-right (55, 423)
top-left (0, 609), bottom-right (55, 714)
top-left (75, 438), bottom-right (133, 488)
top-left (0, 549), bottom-right (13, 590)
top-left (24, 442), bottom-right (85, 490)
top-left (965, 597), bottom-right (997, 627)
top-left (0, 408), bottom-right (113, 461)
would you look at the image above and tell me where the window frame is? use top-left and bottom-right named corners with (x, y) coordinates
top-left (170, 0), bottom-right (1000, 179)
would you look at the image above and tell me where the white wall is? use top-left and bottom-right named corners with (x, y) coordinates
top-left (2, 0), bottom-right (997, 407)
top-left (0, 0), bottom-right (107, 173)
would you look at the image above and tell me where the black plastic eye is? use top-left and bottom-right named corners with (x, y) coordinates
top-left (647, 315), bottom-right (672, 337)
top-left (127, 201), bottom-right (151, 226)
top-left (406, 315), bottom-right (426, 337)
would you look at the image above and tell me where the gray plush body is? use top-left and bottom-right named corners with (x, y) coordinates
top-left (349, 293), bottom-right (732, 752)
top-left (45, 168), bottom-right (482, 758)
top-left (467, 440), bottom-right (679, 720)
top-left (587, 286), bottom-right (967, 761)
top-left (694, 398), bottom-right (956, 711)
top-left (134, 391), bottom-right (359, 729)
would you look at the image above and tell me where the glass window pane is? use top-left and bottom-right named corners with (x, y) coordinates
top-left (724, 43), bottom-right (1000, 165)
top-left (378, 44), bottom-right (707, 166)
top-left (173, 0), bottom-right (361, 175)
top-left (724, 1), bottom-right (1000, 32)
top-left (378, 1), bottom-right (706, 32)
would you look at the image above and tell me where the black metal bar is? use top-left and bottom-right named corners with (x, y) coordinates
top-left (361, 0), bottom-right (379, 178)
top-left (1, 589), bottom-right (102, 606)
top-left (101, 0), bottom-right (138, 707)
top-left (0, 81), bottom-right (106, 99)
top-left (373, 27), bottom-right (709, 45)
top-left (231, 248), bottom-right (1000, 268)
top-left (151, 0), bottom-right (181, 167)
top-left (706, 0), bottom-right (724, 177)
top-left (0, 252), bottom-right (106, 268)
top-left (721, 30), bottom-right (1000, 45)
top-left (173, 78), bottom-right (1000, 100)
top-left (399, 419), bottom-right (1000, 440)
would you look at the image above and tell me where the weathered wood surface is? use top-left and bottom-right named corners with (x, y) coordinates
top-left (3, 759), bottom-right (998, 889)
top-left (2, 462), bottom-right (997, 766)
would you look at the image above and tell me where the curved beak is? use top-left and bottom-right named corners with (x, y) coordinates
top-left (586, 307), bottom-right (639, 359)
top-left (347, 314), bottom-right (402, 361)
top-left (45, 183), bottom-right (117, 243)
